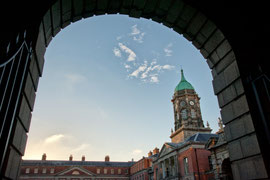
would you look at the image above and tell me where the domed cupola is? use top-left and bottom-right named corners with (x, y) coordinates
top-left (174, 69), bottom-right (194, 93)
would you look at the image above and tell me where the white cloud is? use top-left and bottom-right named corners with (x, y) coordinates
top-left (44, 134), bottom-right (65, 144)
top-left (71, 143), bottom-right (91, 153)
top-left (128, 60), bottom-right (174, 83)
top-left (133, 32), bottom-right (145, 43)
top-left (118, 43), bottom-right (136, 62)
top-left (113, 47), bottom-right (121, 57)
top-left (150, 75), bottom-right (159, 83)
top-left (132, 149), bottom-right (142, 155)
top-left (164, 43), bottom-right (173, 56)
top-left (124, 64), bottom-right (131, 70)
top-left (130, 25), bottom-right (145, 43)
top-left (65, 73), bottom-right (87, 84)
top-left (130, 25), bottom-right (140, 35)
top-left (162, 64), bottom-right (174, 70)
top-left (129, 61), bottom-right (148, 78)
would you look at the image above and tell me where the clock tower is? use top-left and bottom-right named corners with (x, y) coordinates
top-left (170, 69), bottom-right (211, 143)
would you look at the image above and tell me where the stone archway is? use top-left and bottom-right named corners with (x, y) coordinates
top-left (0, 0), bottom-right (269, 179)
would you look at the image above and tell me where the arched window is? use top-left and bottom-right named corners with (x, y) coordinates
top-left (191, 109), bottom-right (196, 118)
top-left (181, 109), bottom-right (187, 119)
top-left (183, 157), bottom-right (189, 175)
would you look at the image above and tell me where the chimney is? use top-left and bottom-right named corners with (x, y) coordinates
top-left (148, 151), bottom-right (153, 157)
top-left (82, 155), bottom-right (85, 161)
top-left (69, 155), bottom-right (73, 161)
top-left (105, 155), bottom-right (110, 162)
top-left (153, 147), bottom-right (159, 155)
top-left (42, 153), bottom-right (46, 161)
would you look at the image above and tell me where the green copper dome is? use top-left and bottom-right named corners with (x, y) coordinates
top-left (174, 69), bottom-right (194, 92)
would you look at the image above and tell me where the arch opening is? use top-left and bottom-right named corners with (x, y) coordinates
top-left (0, 0), bottom-right (268, 179)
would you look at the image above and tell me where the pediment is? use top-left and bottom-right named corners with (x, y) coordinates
top-left (158, 144), bottom-right (174, 158)
top-left (57, 166), bottom-right (95, 176)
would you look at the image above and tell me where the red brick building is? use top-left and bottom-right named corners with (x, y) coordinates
top-left (152, 70), bottom-right (218, 180)
top-left (130, 148), bottom-right (159, 180)
top-left (20, 155), bottom-right (134, 180)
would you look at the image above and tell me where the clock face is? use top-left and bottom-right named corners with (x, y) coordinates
top-left (189, 101), bottom-right (194, 105)
top-left (180, 101), bottom-right (186, 107)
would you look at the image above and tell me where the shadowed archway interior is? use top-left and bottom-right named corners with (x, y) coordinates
top-left (0, 0), bottom-right (269, 179)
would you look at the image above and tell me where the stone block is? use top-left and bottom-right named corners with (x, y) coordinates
top-left (216, 39), bottom-right (231, 60)
top-left (12, 120), bottom-right (28, 155)
top-left (215, 51), bottom-right (236, 75)
top-left (220, 102), bottom-right (234, 124)
top-left (122, 0), bottom-right (133, 9)
top-left (165, 0), bottom-right (184, 24)
top-left (219, 83), bottom-right (237, 107)
top-left (176, 5), bottom-right (196, 30)
top-left (200, 48), bottom-right (209, 59)
top-left (158, 0), bottom-right (172, 11)
top-left (83, 0), bottom-right (96, 18)
top-left (240, 133), bottom-right (260, 157)
top-left (223, 61), bottom-right (240, 86)
top-left (226, 116), bottom-right (246, 141)
top-left (221, 95), bottom-right (249, 124)
top-left (129, 9), bottom-right (142, 18)
top-left (51, 0), bottom-right (61, 36)
top-left (29, 55), bottom-right (40, 91)
top-left (107, 0), bottom-right (122, 14)
top-left (96, 0), bottom-right (109, 12)
top-left (4, 147), bottom-right (22, 179)
top-left (213, 61), bottom-right (240, 95)
top-left (35, 27), bottom-right (46, 76)
top-left (234, 155), bottom-right (268, 179)
top-left (61, 0), bottom-right (72, 28)
top-left (224, 125), bottom-right (232, 142)
top-left (234, 78), bottom-right (244, 96)
top-left (228, 140), bottom-right (243, 161)
top-left (192, 20), bottom-right (216, 49)
top-left (203, 29), bottom-right (225, 56)
top-left (72, 0), bottom-right (83, 22)
top-left (43, 10), bottom-right (53, 46)
top-left (212, 71), bottom-right (226, 94)
top-left (231, 162), bottom-right (241, 180)
top-left (232, 95), bottom-right (249, 118)
top-left (142, 0), bottom-right (158, 15)
top-left (18, 95), bottom-right (32, 132)
top-left (185, 12), bottom-right (207, 40)
top-left (23, 73), bottom-right (36, 111)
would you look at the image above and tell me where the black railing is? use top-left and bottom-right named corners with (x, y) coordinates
top-left (0, 30), bottom-right (32, 174)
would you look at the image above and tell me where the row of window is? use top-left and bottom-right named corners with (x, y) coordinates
top-left (25, 168), bottom-right (125, 175)
top-left (25, 167), bottom-right (54, 174)
top-left (96, 168), bottom-right (122, 174)
top-left (176, 109), bottom-right (197, 120)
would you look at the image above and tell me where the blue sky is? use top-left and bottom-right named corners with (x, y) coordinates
top-left (23, 15), bottom-right (221, 161)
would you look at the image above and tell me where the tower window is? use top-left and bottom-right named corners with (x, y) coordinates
top-left (181, 109), bottom-right (187, 119)
top-left (191, 109), bottom-right (196, 118)
top-left (176, 113), bottom-right (180, 120)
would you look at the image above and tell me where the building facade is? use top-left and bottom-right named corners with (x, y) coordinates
top-left (130, 148), bottom-right (159, 180)
top-left (206, 118), bottom-right (232, 180)
top-left (20, 69), bottom-right (220, 180)
top-left (20, 155), bottom-right (134, 180)
top-left (152, 69), bottom-right (218, 180)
